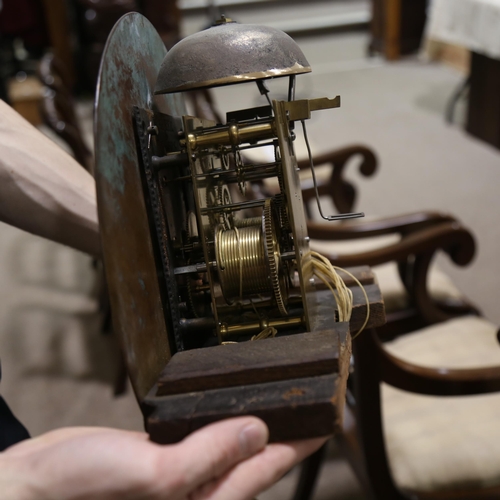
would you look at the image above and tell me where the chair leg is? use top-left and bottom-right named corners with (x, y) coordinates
top-left (352, 330), bottom-right (410, 499)
top-left (292, 442), bottom-right (327, 500)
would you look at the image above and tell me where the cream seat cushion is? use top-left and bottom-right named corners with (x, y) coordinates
top-left (381, 316), bottom-right (500, 492)
top-left (311, 235), bottom-right (465, 313)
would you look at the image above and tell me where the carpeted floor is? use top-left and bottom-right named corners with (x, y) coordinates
top-left (1, 24), bottom-right (499, 500)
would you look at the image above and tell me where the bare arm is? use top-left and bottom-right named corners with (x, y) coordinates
top-left (0, 100), bottom-right (100, 256)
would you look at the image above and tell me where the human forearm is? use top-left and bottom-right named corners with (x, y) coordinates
top-left (0, 100), bottom-right (100, 256)
top-left (0, 455), bottom-right (37, 500)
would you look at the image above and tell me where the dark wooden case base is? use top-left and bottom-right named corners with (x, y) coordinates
top-left (145, 373), bottom-right (345, 444)
top-left (141, 271), bottom-right (385, 444)
top-left (143, 326), bottom-right (351, 444)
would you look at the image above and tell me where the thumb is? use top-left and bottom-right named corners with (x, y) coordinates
top-left (155, 417), bottom-right (268, 497)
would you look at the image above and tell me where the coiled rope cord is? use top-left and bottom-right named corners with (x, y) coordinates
top-left (251, 326), bottom-right (277, 341)
top-left (304, 251), bottom-right (370, 339)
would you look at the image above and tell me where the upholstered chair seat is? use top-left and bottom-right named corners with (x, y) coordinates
top-left (382, 316), bottom-right (500, 492)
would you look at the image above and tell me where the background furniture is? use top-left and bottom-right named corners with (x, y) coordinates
top-left (426, 0), bottom-right (500, 150)
top-left (251, 147), bottom-right (480, 338)
top-left (466, 51), bottom-right (500, 150)
top-left (37, 53), bottom-right (93, 172)
top-left (72, 0), bottom-right (180, 93)
top-left (286, 151), bottom-right (493, 499)
top-left (370, 0), bottom-right (427, 60)
top-left (342, 314), bottom-right (500, 499)
top-left (0, 0), bottom-right (181, 102)
top-left (293, 213), bottom-right (500, 499)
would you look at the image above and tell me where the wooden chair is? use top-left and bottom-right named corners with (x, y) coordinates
top-left (340, 315), bottom-right (500, 499)
top-left (252, 147), bottom-right (480, 338)
top-left (268, 148), bottom-right (494, 499)
top-left (293, 217), bottom-right (500, 500)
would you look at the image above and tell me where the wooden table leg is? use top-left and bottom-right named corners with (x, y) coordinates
top-left (385, 0), bottom-right (401, 61)
top-left (466, 51), bottom-right (500, 149)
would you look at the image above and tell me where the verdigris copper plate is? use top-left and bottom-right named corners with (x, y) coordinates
top-left (94, 13), bottom-right (186, 401)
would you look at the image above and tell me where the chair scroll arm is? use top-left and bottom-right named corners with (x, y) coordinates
top-left (307, 211), bottom-right (457, 241)
top-left (376, 334), bottom-right (500, 396)
top-left (313, 222), bottom-right (475, 269)
top-left (297, 144), bottom-right (377, 214)
top-left (316, 222), bottom-right (476, 325)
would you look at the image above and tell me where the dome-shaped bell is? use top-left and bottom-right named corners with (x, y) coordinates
top-left (154, 17), bottom-right (311, 94)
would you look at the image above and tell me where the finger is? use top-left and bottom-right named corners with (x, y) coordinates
top-left (195, 436), bottom-right (329, 500)
top-left (153, 417), bottom-right (268, 497)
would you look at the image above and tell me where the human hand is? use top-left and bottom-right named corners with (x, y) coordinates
top-left (0, 417), bottom-right (328, 500)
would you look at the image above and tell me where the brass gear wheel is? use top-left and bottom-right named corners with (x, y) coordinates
top-left (274, 144), bottom-right (290, 230)
top-left (206, 182), bottom-right (232, 230)
top-left (205, 182), bottom-right (220, 228)
top-left (235, 150), bottom-right (246, 196)
top-left (219, 184), bottom-right (233, 230)
top-left (263, 199), bottom-right (287, 316)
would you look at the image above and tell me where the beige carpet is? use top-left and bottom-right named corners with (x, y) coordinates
top-left (0, 223), bottom-right (144, 436)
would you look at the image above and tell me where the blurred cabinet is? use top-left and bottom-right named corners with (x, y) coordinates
top-left (466, 52), bottom-right (500, 150)
top-left (73, 0), bottom-right (180, 92)
top-left (370, 0), bottom-right (427, 60)
top-left (43, 0), bottom-right (76, 87)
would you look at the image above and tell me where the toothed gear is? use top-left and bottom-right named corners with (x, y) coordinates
top-left (274, 194), bottom-right (289, 232)
top-left (235, 150), bottom-right (246, 195)
top-left (219, 184), bottom-right (233, 230)
top-left (263, 199), bottom-right (287, 316)
top-left (186, 276), bottom-right (199, 318)
top-left (273, 194), bottom-right (293, 254)
top-left (205, 183), bottom-right (220, 227)
top-left (219, 148), bottom-right (230, 170)
top-left (205, 183), bottom-right (220, 207)
top-left (274, 144), bottom-right (290, 230)
top-left (206, 182), bottom-right (232, 230)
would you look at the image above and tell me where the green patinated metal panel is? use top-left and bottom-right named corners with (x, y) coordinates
top-left (94, 13), bottom-right (186, 401)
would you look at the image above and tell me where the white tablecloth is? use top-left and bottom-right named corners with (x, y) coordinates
top-left (427, 0), bottom-right (500, 60)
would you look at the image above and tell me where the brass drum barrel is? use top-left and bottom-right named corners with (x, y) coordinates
top-left (216, 224), bottom-right (269, 302)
